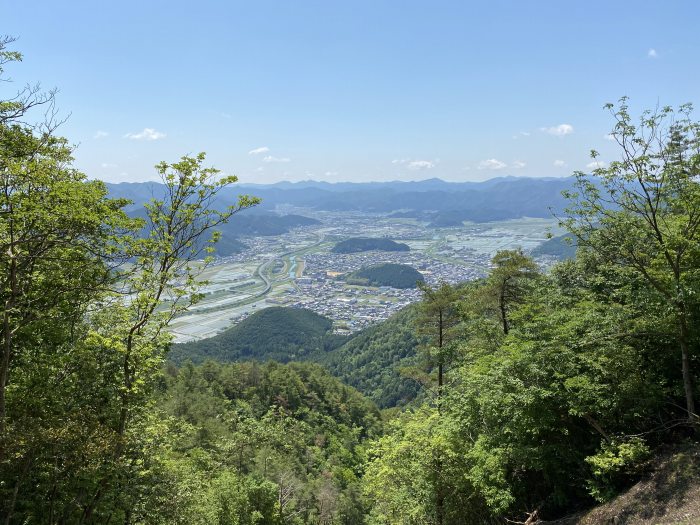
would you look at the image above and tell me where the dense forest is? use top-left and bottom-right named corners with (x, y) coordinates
top-left (344, 263), bottom-right (425, 289)
top-left (1, 39), bottom-right (699, 524)
top-left (331, 238), bottom-right (410, 254)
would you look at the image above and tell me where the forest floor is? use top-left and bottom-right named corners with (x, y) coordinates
top-left (546, 441), bottom-right (700, 525)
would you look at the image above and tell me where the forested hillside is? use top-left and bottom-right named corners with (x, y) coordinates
top-left (151, 360), bottom-right (381, 523)
top-left (531, 233), bottom-right (577, 259)
top-left (172, 306), bottom-right (424, 407)
top-left (117, 199), bottom-right (318, 256)
top-left (320, 305), bottom-right (424, 407)
top-left (170, 307), bottom-right (346, 364)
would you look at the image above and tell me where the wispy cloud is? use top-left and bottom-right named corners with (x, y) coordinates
top-left (478, 158), bottom-right (507, 170)
top-left (512, 160), bottom-right (526, 169)
top-left (392, 158), bottom-right (437, 170)
top-left (604, 133), bottom-right (616, 141)
top-left (94, 130), bottom-right (109, 139)
top-left (541, 124), bottom-right (574, 136)
top-left (408, 160), bottom-right (435, 170)
top-left (248, 146), bottom-right (270, 155)
top-left (553, 160), bottom-right (567, 168)
top-left (124, 128), bottom-right (166, 141)
top-left (325, 171), bottom-right (338, 177)
top-left (512, 131), bottom-right (531, 139)
top-left (586, 160), bottom-right (607, 170)
top-left (263, 155), bottom-right (290, 163)
top-left (648, 48), bottom-right (658, 58)
top-left (101, 162), bottom-right (118, 169)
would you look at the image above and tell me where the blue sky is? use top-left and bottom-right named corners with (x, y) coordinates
top-left (4, 0), bottom-right (700, 183)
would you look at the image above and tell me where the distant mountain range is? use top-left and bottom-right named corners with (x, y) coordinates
top-left (106, 176), bottom-right (577, 223)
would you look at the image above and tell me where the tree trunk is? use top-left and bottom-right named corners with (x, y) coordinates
top-left (0, 246), bottom-right (17, 463)
top-left (678, 311), bottom-right (697, 426)
top-left (499, 286), bottom-right (509, 335)
top-left (436, 310), bottom-right (444, 525)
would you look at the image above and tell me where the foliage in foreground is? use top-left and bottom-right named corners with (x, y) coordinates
top-left (363, 99), bottom-right (700, 524)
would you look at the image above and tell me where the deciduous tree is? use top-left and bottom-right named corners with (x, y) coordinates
top-left (563, 98), bottom-right (700, 426)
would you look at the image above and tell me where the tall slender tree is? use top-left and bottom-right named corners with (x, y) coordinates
top-left (563, 98), bottom-right (700, 427)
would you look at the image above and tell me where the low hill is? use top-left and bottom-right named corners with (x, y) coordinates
top-left (124, 208), bottom-right (318, 256)
top-left (169, 307), bottom-right (346, 364)
top-left (209, 235), bottom-right (248, 256)
top-left (345, 263), bottom-right (424, 289)
top-left (170, 304), bottom-right (426, 407)
top-left (532, 233), bottom-right (577, 260)
top-left (218, 212), bottom-right (320, 237)
top-left (332, 237), bottom-right (410, 253)
top-left (212, 213), bottom-right (319, 255)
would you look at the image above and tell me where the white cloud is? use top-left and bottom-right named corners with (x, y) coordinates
top-left (407, 160), bottom-right (436, 171)
top-left (586, 161), bottom-right (607, 170)
top-left (124, 128), bottom-right (166, 141)
top-left (392, 158), bottom-right (437, 170)
top-left (541, 124), bottom-right (574, 136)
top-left (553, 160), bottom-right (567, 168)
top-left (325, 171), bottom-right (338, 177)
top-left (648, 48), bottom-right (658, 58)
top-left (263, 155), bottom-right (290, 163)
top-left (101, 162), bottom-right (118, 169)
top-left (478, 158), bottom-right (507, 170)
top-left (248, 146), bottom-right (270, 155)
top-left (513, 131), bottom-right (531, 139)
top-left (94, 130), bottom-right (109, 139)
top-left (512, 160), bottom-right (526, 169)
top-left (604, 133), bottom-right (616, 141)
